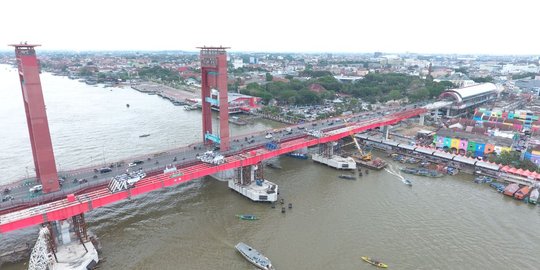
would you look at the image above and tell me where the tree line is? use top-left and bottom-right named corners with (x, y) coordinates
top-left (239, 73), bottom-right (454, 105)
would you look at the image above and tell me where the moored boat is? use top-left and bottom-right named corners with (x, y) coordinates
top-left (474, 175), bottom-right (493, 184)
top-left (236, 214), bottom-right (259, 220)
top-left (400, 167), bottom-right (443, 178)
top-left (285, 152), bottom-right (308, 159)
top-left (503, 183), bottom-right (520, 197)
top-left (235, 242), bottom-right (274, 270)
top-left (529, 188), bottom-right (539, 204)
top-left (352, 155), bottom-right (387, 170)
top-left (489, 182), bottom-right (506, 193)
top-left (514, 185), bottom-right (531, 200)
top-left (361, 256), bottom-right (388, 268)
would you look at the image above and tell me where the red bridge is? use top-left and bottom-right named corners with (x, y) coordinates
top-left (0, 45), bottom-right (427, 234)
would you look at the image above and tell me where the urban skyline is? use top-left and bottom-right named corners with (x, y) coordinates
top-left (0, 0), bottom-right (538, 55)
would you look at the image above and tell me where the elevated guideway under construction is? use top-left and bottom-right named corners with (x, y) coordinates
top-left (0, 108), bottom-right (426, 233)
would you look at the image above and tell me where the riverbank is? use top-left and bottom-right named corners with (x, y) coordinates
top-left (357, 130), bottom-right (539, 187)
top-left (131, 81), bottom-right (199, 105)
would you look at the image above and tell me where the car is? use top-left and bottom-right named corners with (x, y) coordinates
top-left (128, 160), bottom-right (144, 167)
top-left (1, 195), bottom-right (14, 202)
top-left (99, 167), bottom-right (112, 173)
top-left (29, 185), bottom-right (43, 193)
top-left (265, 134), bottom-right (273, 139)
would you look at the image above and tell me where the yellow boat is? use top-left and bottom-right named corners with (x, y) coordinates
top-left (361, 256), bottom-right (388, 268)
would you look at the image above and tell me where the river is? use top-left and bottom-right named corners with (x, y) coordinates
top-left (1, 64), bottom-right (539, 270)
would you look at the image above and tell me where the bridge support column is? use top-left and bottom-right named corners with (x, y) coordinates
top-left (319, 142), bottom-right (339, 157)
top-left (382, 126), bottom-right (391, 140)
top-left (10, 43), bottom-right (59, 193)
top-left (28, 215), bottom-right (99, 269)
top-left (419, 113), bottom-right (426, 126)
top-left (236, 162), bottom-right (263, 185)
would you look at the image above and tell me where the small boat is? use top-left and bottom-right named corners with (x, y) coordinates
top-left (338, 174), bottom-right (355, 180)
top-left (266, 163), bottom-right (282, 169)
top-left (286, 152), bottom-right (308, 159)
top-left (489, 182), bottom-right (506, 193)
top-left (236, 214), bottom-right (258, 220)
top-left (529, 188), bottom-right (539, 204)
top-left (474, 175), bottom-right (493, 184)
top-left (139, 134), bottom-right (150, 138)
top-left (361, 256), bottom-right (388, 268)
top-left (235, 242), bottom-right (274, 270)
top-left (402, 178), bottom-right (412, 186)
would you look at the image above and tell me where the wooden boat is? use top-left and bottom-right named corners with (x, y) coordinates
top-left (236, 214), bottom-right (259, 220)
top-left (514, 186), bottom-right (531, 200)
top-left (235, 242), bottom-right (274, 270)
top-left (361, 256), bottom-right (388, 268)
top-left (503, 183), bottom-right (520, 197)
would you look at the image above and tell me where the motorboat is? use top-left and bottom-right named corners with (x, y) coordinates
top-left (529, 188), bottom-right (539, 204)
top-left (402, 178), bottom-right (412, 186)
top-left (338, 174), bottom-right (355, 180)
top-left (235, 242), bottom-right (274, 270)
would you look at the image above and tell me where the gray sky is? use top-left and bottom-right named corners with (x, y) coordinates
top-left (1, 0), bottom-right (537, 54)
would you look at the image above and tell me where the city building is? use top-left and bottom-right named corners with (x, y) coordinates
top-left (439, 83), bottom-right (499, 117)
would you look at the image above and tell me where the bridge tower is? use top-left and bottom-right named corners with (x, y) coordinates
top-left (10, 43), bottom-right (59, 193)
top-left (198, 46), bottom-right (230, 151)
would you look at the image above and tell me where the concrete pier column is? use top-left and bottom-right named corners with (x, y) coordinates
top-left (382, 126), bottom-right (391, 140)
top-left (446, 108), bottom-right (451, 117)
top-left (59, 220), bottom-right (71, 245)
top-left (419, 113), bottom-right (426, 126)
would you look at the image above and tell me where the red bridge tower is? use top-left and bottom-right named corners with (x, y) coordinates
top-left (10, 43), bottom-right (59, 193)
top-left (198, 46), bottom-right (230, 151)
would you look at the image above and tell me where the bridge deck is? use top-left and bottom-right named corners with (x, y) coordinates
top-left (0, 108), bottom-right (426, 233)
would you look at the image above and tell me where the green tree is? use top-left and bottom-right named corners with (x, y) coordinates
top-left (266, 72), bottom-right (273, 82)
top-left (388, 89), bottom-right (402, 101)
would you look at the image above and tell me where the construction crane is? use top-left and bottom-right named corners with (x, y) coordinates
top-left (343, 118), bottom-right (372, 161)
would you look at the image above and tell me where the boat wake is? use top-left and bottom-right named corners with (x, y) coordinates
top-left (385, 165), bottom-right (412, 185)
top-left (384, 165), bottom-right (404, 181)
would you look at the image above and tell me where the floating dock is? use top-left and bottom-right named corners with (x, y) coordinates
top-left (312, 153), bottom-right (356, 170)
top-left (228, 179), bottom-right (278, 202)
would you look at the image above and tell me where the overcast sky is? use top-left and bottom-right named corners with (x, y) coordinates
top-left (0, 0), bottom-right (537, 55)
